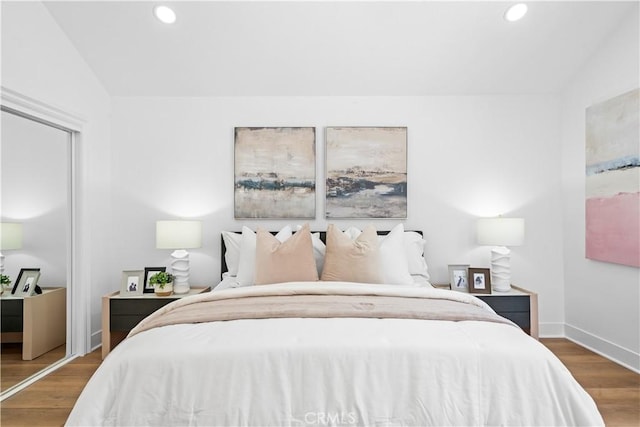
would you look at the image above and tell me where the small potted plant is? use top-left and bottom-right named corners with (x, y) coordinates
top-left (149, 272), bottom-right (174, 297)
top-left (0, 274), bottom-right (11, 295)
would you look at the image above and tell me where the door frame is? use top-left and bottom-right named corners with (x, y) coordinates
top-left (1, 86), bottom-right (89, 365)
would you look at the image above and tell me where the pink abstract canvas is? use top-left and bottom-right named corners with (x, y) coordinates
top-left (585, 89), bottom-right (640, 267)
top-left (586, 193), bottom-right (640, 267)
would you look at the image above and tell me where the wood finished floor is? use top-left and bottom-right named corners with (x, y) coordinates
top-left (1, 343), bottom-right (66, 393)
top-left (543, 338), bottom-right (639, 426)
top-left (1, 338), bottom-right (638, 426)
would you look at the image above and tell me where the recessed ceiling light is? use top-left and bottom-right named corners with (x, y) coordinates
top-left (154, 5), bottom-right (176, 24)
top-left (504, 3), bottom-right (528, 22)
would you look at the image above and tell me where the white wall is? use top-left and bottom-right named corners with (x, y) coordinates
top-left (560, 8), bottom-right (640, 371)
top-left (1, 1), bottom-right (112, 350)
top-left (1, 110), bottom-right (69, 287)
top-left (111, 95), bottom-right (566, 331)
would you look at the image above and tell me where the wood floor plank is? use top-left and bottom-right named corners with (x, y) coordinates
top-left (541, 339), bottom-right (640, 427)
top-left (597, 405), bottom-right (640, 427)
top-left (585, 386), bottom-right (640, 402)
top-left (1, 339), bottom-right (638, 426)
top-left (1, 344), bottom-right (67, 392)
top-left (0, 408), bottom-right (70, 427)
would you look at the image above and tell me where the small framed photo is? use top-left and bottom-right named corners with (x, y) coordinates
top-left (143, 267), bottom-right (166, 293)
top-left (121, 270), bottom-right (144, 296)
top-left (12, 268), bottom-right (41, 297)
top-left (468, 268), bottom-right (492, 294)
top-left (448, 264), bottom-right (470, 293)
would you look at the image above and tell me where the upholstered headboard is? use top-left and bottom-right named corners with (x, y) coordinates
top-left (220, 229), bottom-right (422, 278)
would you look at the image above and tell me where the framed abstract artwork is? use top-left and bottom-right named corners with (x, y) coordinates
top-left (234, 127), bottom-right (316, 219)
top-left (585, 88), bottom-right (639, 267)
top-left (325, 127), bottom-right (407, 219)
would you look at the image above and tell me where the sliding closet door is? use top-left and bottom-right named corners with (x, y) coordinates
top-left (1, 109), bottom-right (71, 395)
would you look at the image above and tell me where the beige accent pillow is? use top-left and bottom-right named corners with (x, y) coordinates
top-left (237, 225), bottom-right (292, 286)
top-left (320, 224), bottom-right (383, 283)
top-left (255, 224), bottom-right (319, 285)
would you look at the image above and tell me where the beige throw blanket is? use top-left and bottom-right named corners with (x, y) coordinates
top-left (128, 282), bottom-right (516, 339)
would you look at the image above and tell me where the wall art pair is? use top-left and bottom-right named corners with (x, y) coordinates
top-left (234, 126), bottom-right (407, 219)
top-left (585, 88), bottom-right (639, 268)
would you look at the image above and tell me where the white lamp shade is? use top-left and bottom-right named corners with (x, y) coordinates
top-left (156, 220), bottom-right (202, 249)
top-left (1, 222), bottom-right (23, 250)
top-left (476, 218), bottom-right (525, 247)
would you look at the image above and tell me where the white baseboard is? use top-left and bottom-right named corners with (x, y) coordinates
top-left (539, 322), bottom-right (565, 338)
top-left (565, 323), bottom-right (640, 374)
top-left (91, 330), bottom-right (102, 350)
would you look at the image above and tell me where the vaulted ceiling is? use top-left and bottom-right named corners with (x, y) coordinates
top-left (43, 1), bottom-right (635, 96)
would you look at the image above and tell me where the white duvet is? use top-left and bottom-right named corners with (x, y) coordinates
top-left (67, 282), bottom-right (603, 426)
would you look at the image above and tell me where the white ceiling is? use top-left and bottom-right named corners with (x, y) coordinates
top-left (43, 1), bottom-right (636, 97)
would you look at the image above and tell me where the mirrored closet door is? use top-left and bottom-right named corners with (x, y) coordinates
top-left (1, 108), bottom-right (72, 396)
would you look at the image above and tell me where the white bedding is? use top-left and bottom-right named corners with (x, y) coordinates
top-left (214, 273), bottom-right (433, 291)
top-left (67, 282), bottom-right (603, 426)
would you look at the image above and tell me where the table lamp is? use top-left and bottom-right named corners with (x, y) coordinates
top-left (156, 220), bottom-right (202, 294)
top-left (476, 217), bottom-right (525, 292)
top-left (1, 222), bottom-right (23, 275)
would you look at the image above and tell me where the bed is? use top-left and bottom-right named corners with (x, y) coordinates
top-left (66, 224), bottom-right (603, 426)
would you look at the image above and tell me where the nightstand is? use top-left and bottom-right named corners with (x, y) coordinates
top-left (1, 287), bottom-right (66, 360)
top-left (102, 286), bottom-right (210, 359)
top-left (473, 286), bottom-right (538, 339)
top-left (434, 284), bottom-right (538, 339)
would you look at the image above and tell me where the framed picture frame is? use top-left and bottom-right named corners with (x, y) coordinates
top-left (121, 270), bottom-right (144, 296)
top-left (12, 268), bottom-right (41, 297)
top-left (448, 264), bottom-right (469, 293)
top-left (468, 268), bottom-right (492, 294)
top-left (234, 127), bottom-right (316, 219)
top-left (325, 126), bottom-right (407, 219)
top-left (143, 267), bottom-right (166, 294)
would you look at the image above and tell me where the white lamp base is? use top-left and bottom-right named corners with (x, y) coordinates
top-left (170, 249), bottom-right (190, 294)
top-left (490, 246), bottom-right (512, 292)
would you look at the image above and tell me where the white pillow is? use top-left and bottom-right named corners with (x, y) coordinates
top-left (403, 231), bottom-right (430, 280)
top-left (411, 274), bottom-right (433, 288)
top-left (296, 225), bottom-right (326, 276)
top-left (378, 223), bottom-right (414, 285)
top-left (236, 225), bottom-right (292, 286)
top-left (221, 231), bottom-right (242, 276)
top-left (344, 226), bottom-right (362, 240)
top-left (310, 232), bottom-right (326, 277)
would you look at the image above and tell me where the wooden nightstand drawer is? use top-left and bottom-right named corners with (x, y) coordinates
top-left (2, 315), bottom-right (23, 333)
top-left (434, 284), bottom-right (538, 338)
top-left (111, 299), bottom-right (175, 316)
top-left (1, 299), bottom-right (23, 332)
top-left (110, 314), bottom-right (151, 331)
top-left (475, 286), bottom-right (537, 338)
top-left (476, 295), bottom-right (529, 312)
top-left (110, 298), bottom-right (180, 330)
top-left (2, 298), bottom-right (23, 316)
